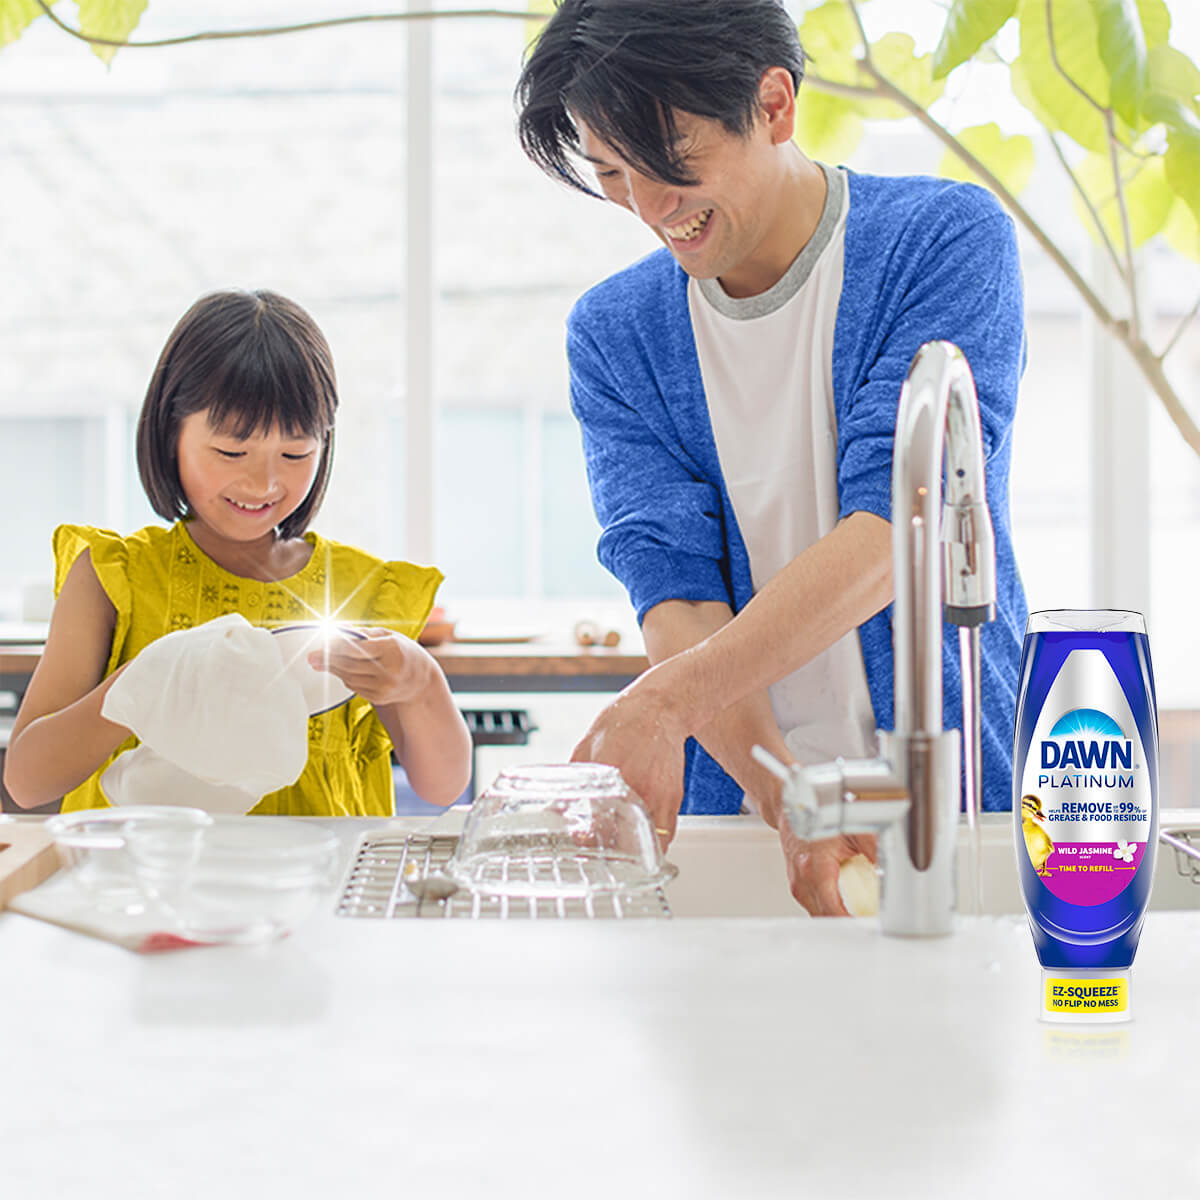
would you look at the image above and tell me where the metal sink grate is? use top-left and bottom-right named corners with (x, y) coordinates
top-left (336, 831), bottom-right (672, 919)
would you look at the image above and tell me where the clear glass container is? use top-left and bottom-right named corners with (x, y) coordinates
top-left (44, 806), bottom-right (213, 913)
top-left (123, 816), bottom-right (340, 944)
top-left (447, 763), bottom-right (677, 898)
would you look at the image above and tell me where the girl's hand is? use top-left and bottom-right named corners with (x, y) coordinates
top-left (310, 626), bottom-right (471, 807)
top-left (309, 628), bottom-right (436, 708)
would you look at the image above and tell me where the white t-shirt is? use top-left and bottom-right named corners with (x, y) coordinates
top-left (688, 163), bottom-right (877, 767)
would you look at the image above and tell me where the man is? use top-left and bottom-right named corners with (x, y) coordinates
top-left (516, 0), bottom-right (1027, 914)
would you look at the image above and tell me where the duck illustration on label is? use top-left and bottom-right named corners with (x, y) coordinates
top-left (1020, 794), bottom-right (1054, 875)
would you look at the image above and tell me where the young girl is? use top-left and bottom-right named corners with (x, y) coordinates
top-left (3, 289), bottom-right (472, 816)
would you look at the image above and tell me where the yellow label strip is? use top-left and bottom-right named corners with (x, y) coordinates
top-left (1044, 977), bottom-right (1128, 1014)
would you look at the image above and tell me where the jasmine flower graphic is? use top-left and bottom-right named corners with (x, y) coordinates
top-left (1114, 841), bottom-right (1136, 863)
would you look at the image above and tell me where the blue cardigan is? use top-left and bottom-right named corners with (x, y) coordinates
top-left (567, 170), bottom-right (1029, 814)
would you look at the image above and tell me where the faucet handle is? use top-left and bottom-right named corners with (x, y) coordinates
top-left (942, 498), bottom-right (996, 626)
top-left (751, 747), bottom-right (910, 841)
top-left (937, 346), bottom-right (996, 627)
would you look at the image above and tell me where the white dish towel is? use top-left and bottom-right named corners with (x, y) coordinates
top-left (100, 613), bottom-right (309, 813)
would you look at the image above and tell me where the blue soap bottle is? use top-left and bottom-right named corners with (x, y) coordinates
top-left (1012, 610), bottom-right (1158, 1023)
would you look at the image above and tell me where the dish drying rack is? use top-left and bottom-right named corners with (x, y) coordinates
top-left (1160, 823), bottom-right (1200, 884)
top-left (336, 830), bottom-right (672, 920)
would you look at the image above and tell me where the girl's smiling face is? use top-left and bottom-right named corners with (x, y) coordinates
top-left (175, 410), bottom-right (322, 543)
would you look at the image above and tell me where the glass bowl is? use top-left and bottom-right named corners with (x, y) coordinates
top-left (44, 805), bottom-right (214, 912)
top-left (446, 763), bottom-right (677, 898)
top-left (123, 816), bottom-right (341, 944)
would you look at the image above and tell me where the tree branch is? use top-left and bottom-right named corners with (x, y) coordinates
top-left (1043, 0), bottom-right (1142, 157)
top-left (803, 73), bottom-right (879, 102)
top-left (1127, 336), bottom-right (1200, 456)
top-left (1105, 110), bottom-right (1143, 339)
top-left (1044, 0), bottom-right (1109, 119)
top-left (1046, 130), bottom-right (1126, 282)
top-left (1161, 291), bottom-right (1200, 362)
top-left (29, 0), bottom-right (542, 49)
top-left (823, 33), bottom-right (1200, 452)
top-left (836, 57), bottom-right (1118, 338)
top-left (845, 0), bottom-right (871, 59)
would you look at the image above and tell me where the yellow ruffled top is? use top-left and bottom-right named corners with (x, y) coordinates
top-left (52, 521), bottom-right (443, 817)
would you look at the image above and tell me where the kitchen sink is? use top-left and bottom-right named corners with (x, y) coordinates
top-left (335, 809), bottom-right (1200, 920)
top-left (663, 810), bottom-right (1200, 918)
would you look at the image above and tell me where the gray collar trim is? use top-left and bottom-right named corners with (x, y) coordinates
top-left (696, 162), bottom-right (845, 320)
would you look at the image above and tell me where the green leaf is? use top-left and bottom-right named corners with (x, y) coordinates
top-left (1009, 53), bottom-right (1059, 128)
top-left (1094, 0), bottom-right (1147, 127)
top-left (794, 88), bottom-right (864, 163)
top-left (855, 32), bottom-right (947, 119)
top-left (932, 0), bottom-right (1017, 80)
top-left (0, 0), bottom-right (55, 50)
top-left (1071, 153), bottom-right (1174, 249)
top-left (797, 0), bottom-right (861, 89)
top-left (1147, 44), bottom-right (1200, 107)
top-left (76, 0), bottom-right (147, 66)
top-left (1018, 0), bottom-right (1112, 153)
top-left (1135, 0), bottom-right (1171, 49)
top-left (1147, 94), bottom-right (1200, 141)
top-left (1165, 131), bottom-right (1200, 225)
top-left (1122, 160), bottom-right (1175, 247)
top-left (1163, 197), bottom-right (1200, 262)
top-left (937, 122), bottom-right (1035, 196)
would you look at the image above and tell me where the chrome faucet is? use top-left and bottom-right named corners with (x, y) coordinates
top-left (755, 341), bottom-right (996, 935)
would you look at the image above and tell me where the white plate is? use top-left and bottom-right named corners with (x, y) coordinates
top-left (270, 624), bottom-right (364, 716)
top-left (449, 626), bottom-right (545, 644)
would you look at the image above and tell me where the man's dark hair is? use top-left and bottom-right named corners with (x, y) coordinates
top-left (137, 289), bottom-right (338, 539)
top-left (516, 0), bottom-right (808, 195)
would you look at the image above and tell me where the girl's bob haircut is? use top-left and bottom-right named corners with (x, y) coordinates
top-left (137, 289), bottom-right (338, 539)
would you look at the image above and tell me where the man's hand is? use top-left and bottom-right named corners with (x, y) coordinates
top-left (778, 814), bottom-right (878, 916)
top-left (570, 666), bottom-right (689, 846)
top-left (310, 628), bottom-right (436, 708)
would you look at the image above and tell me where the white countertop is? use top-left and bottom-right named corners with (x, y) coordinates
top-left (3, 815), bottom-right (1199, 1199)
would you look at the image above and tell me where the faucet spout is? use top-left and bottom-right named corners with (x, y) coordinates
top-left (767, 340), bottom-right (997, 936)
top-left (882, 341), bottom-right (996, 931)
top-left (893, 341), bottom-right (996, 741)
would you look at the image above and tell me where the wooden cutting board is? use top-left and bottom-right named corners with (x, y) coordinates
top-left (1, 827), bottom-right (208, 952)
top-left (7, 871), bottom-right (212, 953)
top-left (0, 822), bottom-right (63, 908)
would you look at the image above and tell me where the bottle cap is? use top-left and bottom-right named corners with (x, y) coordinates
top-left (1040, 968), bottom-right (1132, 1024)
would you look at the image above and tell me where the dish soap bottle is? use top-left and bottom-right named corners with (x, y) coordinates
top-left (1012, 610), bottom-right (1158, 1023)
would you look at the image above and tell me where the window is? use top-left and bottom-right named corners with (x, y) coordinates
top-left (4, 1), bottom-right (1199, 721)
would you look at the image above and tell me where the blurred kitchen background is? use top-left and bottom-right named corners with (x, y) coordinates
top-left (3, 1), bottom-right (1199, 802)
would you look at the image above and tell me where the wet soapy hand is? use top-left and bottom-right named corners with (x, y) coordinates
top-left (309, 628), bottom-right (437, 708)
top-left (778, 815), bottom-right (878, 917)
top-left (569, 670), bottom-right (688, 848)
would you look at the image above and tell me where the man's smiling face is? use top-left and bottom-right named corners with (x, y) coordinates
top-left (572, 70), bottom-right (803, 298)
top-left (577, 112), bottom-right (767, 280)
